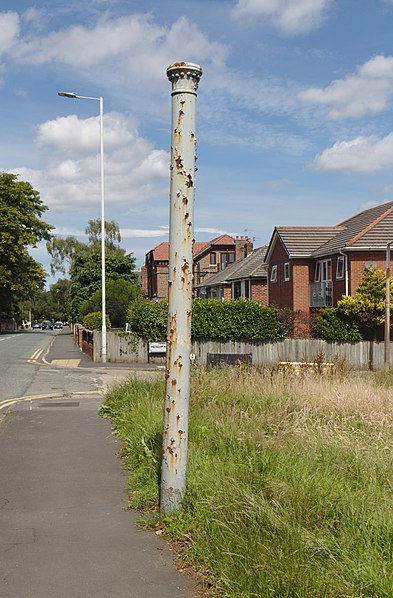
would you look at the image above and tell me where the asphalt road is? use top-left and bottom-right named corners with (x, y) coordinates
top-left (0, 330), bottom-right (195, 597)
top-left (0, 330), bottom-right (59, 402)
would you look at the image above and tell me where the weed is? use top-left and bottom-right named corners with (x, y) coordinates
top-left (101, 367), bottom-right (393, 597)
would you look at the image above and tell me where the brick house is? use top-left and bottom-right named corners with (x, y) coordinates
top-left (265, 201), bottom-right (393, 335)
top-left (141, 234), bottom-right (253, 300)
top-left (195, 246), bottom-right (268, 304)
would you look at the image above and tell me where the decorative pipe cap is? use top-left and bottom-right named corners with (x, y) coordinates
top-left (167, 62), bottom-right (202, 95)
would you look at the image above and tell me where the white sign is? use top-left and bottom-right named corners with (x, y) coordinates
top-left (148, 342), bottom-right (167, 354)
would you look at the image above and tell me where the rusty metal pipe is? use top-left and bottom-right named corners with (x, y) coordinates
top-left (160, 62), bottom-right (202, 513)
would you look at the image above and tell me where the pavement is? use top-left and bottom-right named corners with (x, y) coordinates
top-left (0, 331), bottom-right (197, 597)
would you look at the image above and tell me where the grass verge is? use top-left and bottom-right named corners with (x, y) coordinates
top-left (100, 367), bottom-right (393, 597)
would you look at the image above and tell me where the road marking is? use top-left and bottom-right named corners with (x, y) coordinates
top-left (0, 391), bottom-right (101, 413)
top-left (29, 348), bottom-right (44, 362)
top-left (50, 359), bottom-right (81, 368)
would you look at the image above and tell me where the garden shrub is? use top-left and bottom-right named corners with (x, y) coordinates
top-left (313, 307), bottom-right (361, 341)
top-left (83, 311), bottom-right (111, 331)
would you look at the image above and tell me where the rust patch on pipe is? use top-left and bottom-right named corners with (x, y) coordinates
top-left (185, 174), bottom-right (193, 188)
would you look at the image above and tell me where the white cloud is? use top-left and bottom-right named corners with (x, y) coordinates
top-left (11, 14), bottom-right (227, 90)
top-left (299, 54), bottom-right (393, 119)
top-left (120, 228), bottom-right (168, 238)
top-left (0, 12), bottom-right (20, 54)
top-left (12, 112), bottom-right (169, 212)
top-left (312, 133), bottom-right (393, 172)
top-left (231, 0), bottom-right (332, 35)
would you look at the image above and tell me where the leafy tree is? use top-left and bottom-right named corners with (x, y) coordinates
top-left (0, 172), bottom-right (53, 316)
top-left (81, 278), bottom-right (142, 327)
top-left (46, 236), bottom-right (85, 276)
top-left (338, 268), bottom-right (389, 329)
top-left (47, 218), bottom-right (138, 323)
top-left (46, 219), bottom-right (124, 276)
top-left (70, 251), bottom-right (137, 322)
top-left (83, 311), bottom-right (111, 331)
top-left (85, 219), bottom-right (121, 251)
top-left (313, 308), bottom-right (361, 341)
top-left (128, 298), bottom-right (168, 340)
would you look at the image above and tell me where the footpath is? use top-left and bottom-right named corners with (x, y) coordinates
top-left (0, 331), bottom-right (196, 597)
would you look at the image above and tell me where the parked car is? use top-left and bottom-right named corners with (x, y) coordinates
top-left (32, 322), bottom-right (41, 329)
top-left (54, 321), bottom-right (63, 329)
top-left (41, 320), bottom-right (53, 330)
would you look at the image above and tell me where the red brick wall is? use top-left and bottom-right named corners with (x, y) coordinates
top-left (156, 264), bottom-right (169, 300)
top-left (235, 237), bottom-right (253, 260)
top-left (251, 280), bottom-right (267, 305)
top-left (194, 252), bottom-right (219, 283)
top-left (348, 251), bottom-right (385, 294)
top-left (267, 237), bottom-right (292, 308)
top-left (292, 261), bottom-right (309, 312)
top-left (141, 265), bottom-right (148, 296)
top-left (222, 285), bottom-right (232, 301)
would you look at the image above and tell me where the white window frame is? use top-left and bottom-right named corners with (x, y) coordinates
top-left (336, 256), bottom-right (345, 280)
top-left (270, 265), bottom-right (277, 283)
top-left (283, 262), bottom-right (290, 281)
top-left (315, 259), bottom-right (331, 282)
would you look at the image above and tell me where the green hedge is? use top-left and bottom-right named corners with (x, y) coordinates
top-left (128, 298), bottom-right (284, 341)
top-left (127, 298), bottom-right (167, 340)
top-left (313, 308), bottom-right (361, 341)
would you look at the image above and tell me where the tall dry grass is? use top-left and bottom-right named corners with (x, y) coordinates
top-left (101, 367), bottom-right (393, 597)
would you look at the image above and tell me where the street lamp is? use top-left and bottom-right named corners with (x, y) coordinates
top-left (58, 91), bottom-right (107, 363)
top-left (384, 241), bottom-right (393, 371)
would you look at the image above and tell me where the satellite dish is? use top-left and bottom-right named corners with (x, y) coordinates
top-left (365, 260), bottom-right (377, 271)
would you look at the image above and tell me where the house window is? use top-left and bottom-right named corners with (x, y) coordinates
top-left (336, 256), bottom-right (345, 279)
top-left (284, 262), bottom-right (290, 281)
top-left (233, 281), bottom-right (241, 299)
top-left (228, 252), bottom-right (235, 263)
top-left (221, 253), bottom-right (229, 269)
top-left (210, 252), bottom-right (216, 265)
top-left (245, 280), bottom-right (250, 299)
top-left (270, 265), bottom-right (277, 283)
top-left (315, 259), bottom-right (331, 282)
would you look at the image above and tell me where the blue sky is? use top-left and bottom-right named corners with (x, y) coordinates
top-left (2, 0), bottom-right (393, 285)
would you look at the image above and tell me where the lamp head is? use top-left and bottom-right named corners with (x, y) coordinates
top-left (58, 91), bottom-right (77, 98)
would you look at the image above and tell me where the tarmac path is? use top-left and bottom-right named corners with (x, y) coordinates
top-left (0, 330), bottom-right (196, 597)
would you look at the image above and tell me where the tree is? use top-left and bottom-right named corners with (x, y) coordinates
top-left (0, 172), bottom-right (53, 316)
top-left (70, 250), bottom-right (137, 322)
top-left (46, 219), bottom-right (124, 276)
top-left (46, 219), bottom-right (138, 323)
top-left (80, 278), bottom-right (141, 327)
top-left (338, 268), bottom-right (389, 329)
top-left (313, 307), bottom-right (361, 341)
top-left (85, 219), bottom-right (121, 251)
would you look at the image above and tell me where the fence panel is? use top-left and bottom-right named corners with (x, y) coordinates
top-left (82, 330), bottom-right (390, 370)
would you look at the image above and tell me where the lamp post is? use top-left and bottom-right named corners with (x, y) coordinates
top-left (384, 241), bottom-right (393, 371)
top-left (160, 62), bottom-right (202, 514)
top-left (58, 92), bottom-right (107, 363)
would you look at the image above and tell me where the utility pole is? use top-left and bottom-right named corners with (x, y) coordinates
top-left (384, 241), bottom-right (392, 371)
top-left (160, 62), bottom-right (202, 514)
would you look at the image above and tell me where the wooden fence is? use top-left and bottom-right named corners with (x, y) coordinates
top-left (89, 330), bottom-right (390, 371)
